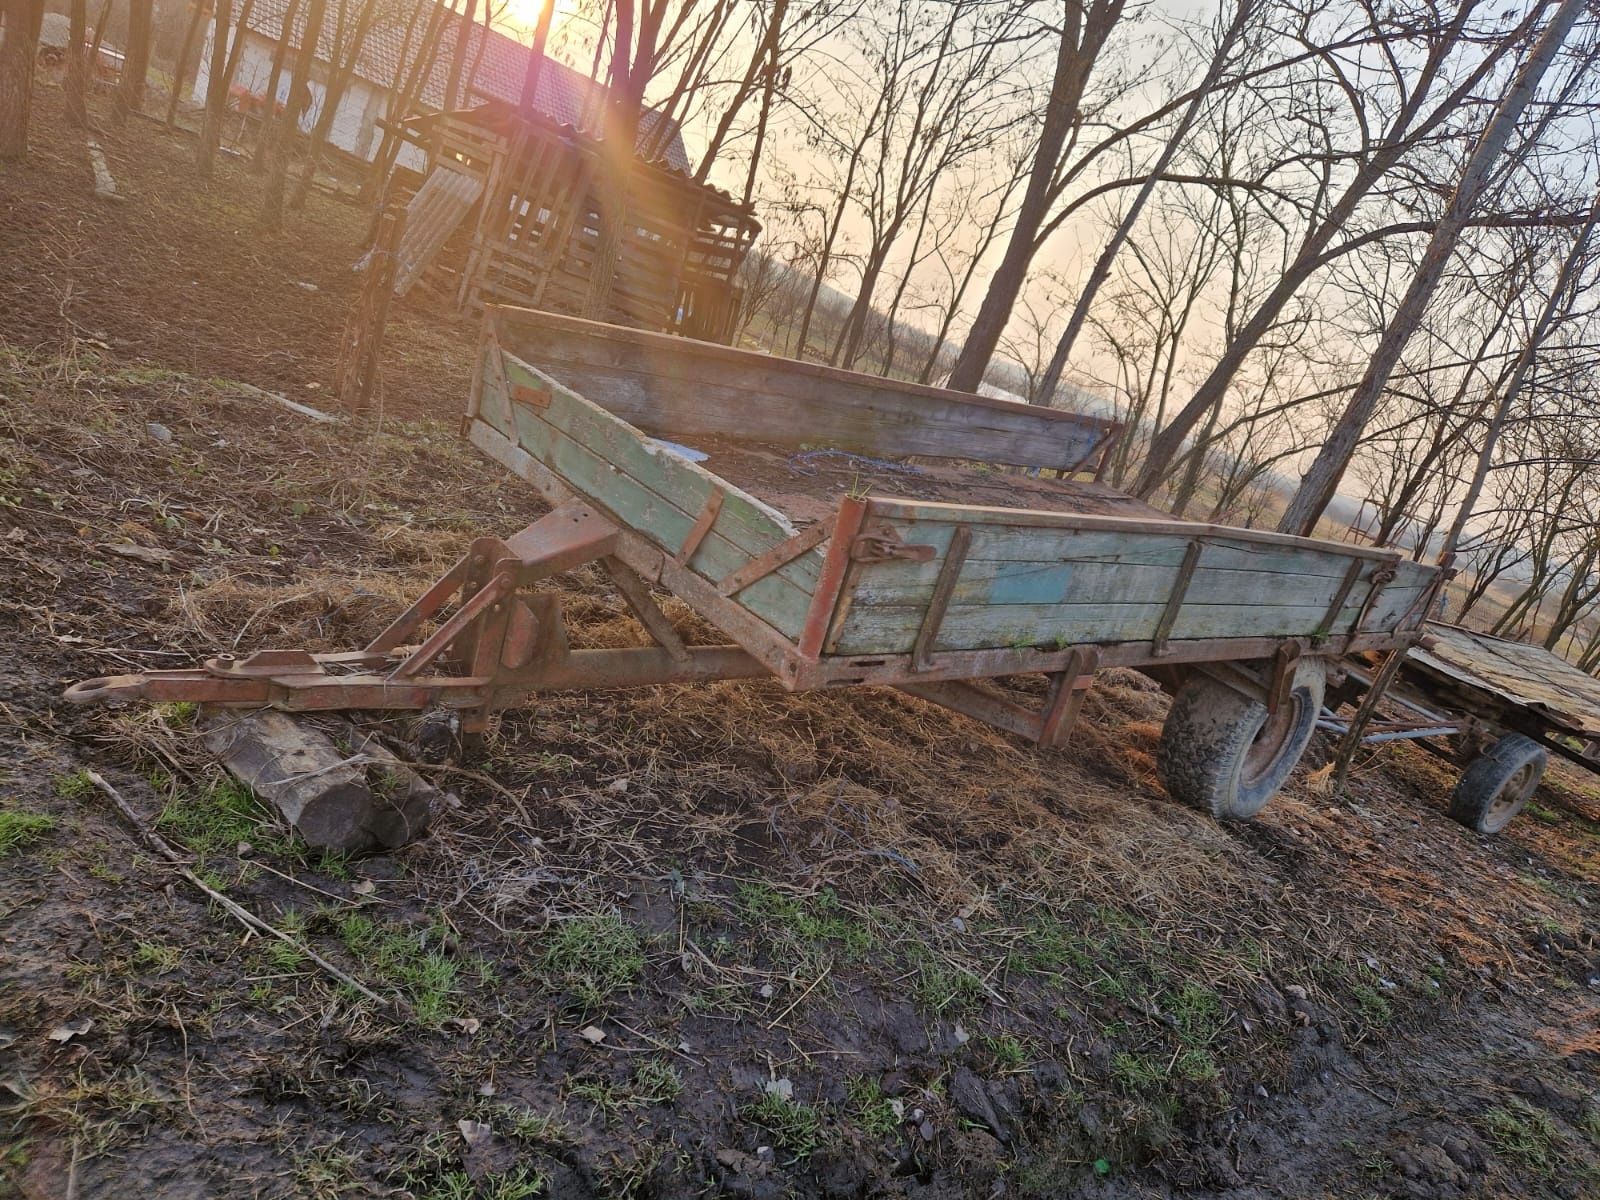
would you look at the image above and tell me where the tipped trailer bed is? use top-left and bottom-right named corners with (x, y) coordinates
top-left (1322, 623), bottom-right (1600, 834)
top-left (66, 307), bottom-right (1445, 825)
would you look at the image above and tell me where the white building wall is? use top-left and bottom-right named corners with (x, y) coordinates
top-left (191, 27), bottom-right (389, 161)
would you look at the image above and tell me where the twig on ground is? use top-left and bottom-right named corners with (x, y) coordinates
top-left (85, 769), bottom-right (400, 1014)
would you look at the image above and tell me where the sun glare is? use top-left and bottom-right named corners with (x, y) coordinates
top-left (499, 0), bottom-right (582, 41)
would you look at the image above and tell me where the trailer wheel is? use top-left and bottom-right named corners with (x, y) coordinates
top-left (1158, 659), bottom-right (1326, 821)
top-left (1448, 733), bottom-right (1546, 835)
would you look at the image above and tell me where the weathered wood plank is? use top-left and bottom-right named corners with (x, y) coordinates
top-left (839, 521), bottom-right (1405, 579)
top-left (500, 353), bottom-right (825, 597)
top-left (828, 589), bottom-right (1432, 656)
top-left (490, 307), bottom-right (1116, 471)
top-left (507, 403), bottom-right (813, 639)
top-left (849, 554), bottom-right (1408, 610)
top-left (861, 497), bottom-right (1404, 560)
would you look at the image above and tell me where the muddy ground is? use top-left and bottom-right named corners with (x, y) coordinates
top-left (3, 87), bottom-right (1599, 1200)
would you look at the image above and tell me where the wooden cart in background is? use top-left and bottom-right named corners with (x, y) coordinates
top-left (1323, 623), bottom-right (1600, 834)
top-left (67, 308), bottom-right (1444, 830)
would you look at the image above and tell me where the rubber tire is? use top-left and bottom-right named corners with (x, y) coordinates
top-left (1158, 658), bottom-right (1326, 821)
top-left (1448, 733), bottom-right (1546, 835)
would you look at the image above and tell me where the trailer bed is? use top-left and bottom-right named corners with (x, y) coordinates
top-left (1408, 624), bottom-right (1600, 744)
top-left (468, 307), bottom-right (1440, 688)
top-left (654, 434), bottom-right (1171, 527)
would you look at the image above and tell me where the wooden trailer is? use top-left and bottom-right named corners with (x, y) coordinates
top-left (66, 307), bottom-right (1444, 828)
top-left (1323, 623), bottom-right (1600, 835)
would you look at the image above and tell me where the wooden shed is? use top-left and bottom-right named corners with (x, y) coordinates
top-left (374, 101), bottom-right (760, 343)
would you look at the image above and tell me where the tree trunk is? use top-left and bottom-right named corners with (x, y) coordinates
top-left (290, 0), bottom-right (379, 208)
top-left (195, 0), bottom-right (235, 176)
top-left (0, 0), bottom-right (44, 160)
top-left (251, 0), bottom-right (303, 170)
top-left (944, 0), bottom-right (1123, 393)
top-left (64, 0), bottom-right (87, 126)
top-left (517, 0), bottom-right (557, 112)
top-left (1036, 0), bottom-right (1254, 408)
top-left (165, 0), bottom-right (209, 125)
top-left (1276, 0), bottom-right (1587, 537)
top-left (260, 0), bottom-right (327, 230)
top-left (114, 0), bottom-right (154, 124)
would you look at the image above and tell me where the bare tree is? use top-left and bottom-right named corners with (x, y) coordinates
top-left (0, 0), bottom-right (43, 159)
top-left (115, 0), bottom-right (154, 123)
top-left (260, 0), bottom-right (329, 230)
top-left (944, 0), bottom-right (1127, 391)
top-left (196, 0), bottom-right (236, 176)
top-left (1278, 0), bottom-right (1591, 535)
top-left (290, 0), bottom-right (384, 206)
top-left (64, 0), bottom-right (87, 126)
top-left (1133, 0), bottom-right (1560, 499)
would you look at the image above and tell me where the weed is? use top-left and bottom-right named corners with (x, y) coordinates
top-left (738, 883), bottom-right (873, 961)
top-left (846, 1076), bottom-right (901, 1139)
top-left (0, 809), bottom-right (55, 856)
top-left (631, 1058), bottom-right (684, 1105)
top-left (569, 1077), bottom-right (628, 1119)
top-left (1525, 802), bottom-right (1561, 825)
top-left (981, 1033), bottom-right (1028, 1069)
top-left (132, 943), bottom-right (182, 973)
top-left (742, 1091), bottom-right (823, 1161)
top-left (158, 702), bottom-right (198, 729)
top-left (1110, 1052), bottom-right (1165, 1092)
top-left (264, 939), bottom-right (308, 973)
top-left (1349, 983), bottom-right (1393, 1030)
top-left (295, 1144), bottom-right (360, 1200)
top-left (53, 770), bottom-right (94, 801)
top-left (907, 945), bottom-right (984, 1016)
top-left (492, 1103), bottom-right (571, 1145)
top-left (537, 914), bottom-right (644, 1011)
top-left (335, 913), bottom-right (460, 1026)
top-left (1481, 1098), bottom-right (1561, 1176)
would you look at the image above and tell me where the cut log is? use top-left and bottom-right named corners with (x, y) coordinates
top-left (198, 707), bottom-right (433, 851)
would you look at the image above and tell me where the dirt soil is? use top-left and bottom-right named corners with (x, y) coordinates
top-left (4, 88), bottom-right (1600, 1200)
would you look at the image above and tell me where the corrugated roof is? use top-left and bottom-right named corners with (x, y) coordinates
top-left (244, 0), bottom-right (691, 172)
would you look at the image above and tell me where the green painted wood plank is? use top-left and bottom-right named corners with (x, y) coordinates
top-left (829, 588), bottom-right (1433, 656)
top-left (502, 353), bottom-right (825, 596)
top-left (508, 402), bottom-right (813, 640)
top-left (851, 520), bottom-right (1396, 579)
top-left (852, 556), bottom-right (1379, 610)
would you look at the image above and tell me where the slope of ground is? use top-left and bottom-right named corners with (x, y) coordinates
top-left (2, 86), bottom-right (1599, 1200)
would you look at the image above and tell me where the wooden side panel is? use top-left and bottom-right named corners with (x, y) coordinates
top-left (490, 306), bottom-right (1116, 471)
top-left (493, 348), bottom-right (822, 642)
top-left (828, 502), bottom-right (1435, 657)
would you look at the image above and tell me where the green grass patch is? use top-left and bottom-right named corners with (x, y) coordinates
top-left (742, 1091), bottom-right (823, 1161)
top-left (846, 1076), bottom-right (901, 1139)
top-left (156, 776), bottom-right (279, 857)
top-left (906, 944), bottom-right (985, 1016)
top-left (132, 943), bottom-right (182, 973)
top-left (737, 884), bottom-right (873, 960)
top-left (0, 809), bottom-right (55, 856)
top-left (1481, 1098), bottom-right (1561, 1176)
top-left (53, 770), bottom-right (94, 801)
top-left (537, 914), bottom-right (644, 1012)
top-left (631, 1058), bottom-right (683, 1106)
top-left (489, 1103), bottom-right (571, 1146)
top-left (335, 913), bottom-right (461, 1026)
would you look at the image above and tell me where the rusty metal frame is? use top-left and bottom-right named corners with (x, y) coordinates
top-left (64, 416), bottom-right (1432, 756)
